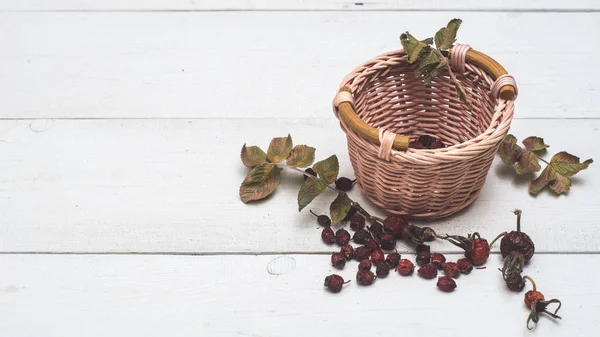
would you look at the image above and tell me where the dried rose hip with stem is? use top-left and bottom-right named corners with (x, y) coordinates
top-left (310, 210), bottom-right (331, 227)
top-left (441, 232), bottom-right (490, 266)
top-left (522, 276), bottom-right (562, 330)
top-left (499, 251), bottom-right (525, 291)
top-left (489, 209), bottom-right (535, 263)
top-left (324, 274), bottom-right (350, 293)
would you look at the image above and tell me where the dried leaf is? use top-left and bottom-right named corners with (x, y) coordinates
top-left (522, 137), bottom-right (549, 152)
top-left (240, 144), bottom-right (267, 167)
top-left (400, 32), bottom-right (429, 63)
top-left (549, 151), bottom-right (593, 176)
top-left (549, 174), bottom-right (571, 195)
top-left (421, 37), bottom-right (434, 45)
top-left (455, 81), bottom-right (472, 106)
top-left (313, 155), bottom-right (339, 184)
top-left (529, 166), bottom-right (554, 195)
top-left (330, 192), bottom-right (352, 225)
top-left (498, 134), bottom-right (522, 165)
top-left (267, 134), bottom-right (293, 163)
top-left (416, 49), bottom-right (443, 78)
top-left (434, 18), bottom-right (462, 50)
top-left (297, 176), bottom-right (327, 211)
top-left (239, 164), bottom-right (282, 203)
top-left (423, 59), bottom-right (447, 82)
top-left (515, 150), bottom-right (541, 175)
top-left (286, 145), bottom-right (316, 168)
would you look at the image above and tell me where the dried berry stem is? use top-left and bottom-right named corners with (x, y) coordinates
top-left (309, 210), bottom-right (318, 217)
top-left (285, 165), bottom-right (338, 193)
top-left (523, 275), bottom-right (536, 291)
top-left (513, 209), bottom-right (522, 233)
top-left (535, 154), bottom-right (550, 165)
top-left (489, 231), bottom-right (507, 248)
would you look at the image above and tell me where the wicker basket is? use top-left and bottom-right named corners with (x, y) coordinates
top-left (333, 44), bottom-right (517, 220)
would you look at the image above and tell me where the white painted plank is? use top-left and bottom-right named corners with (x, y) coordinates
top-left (1, 0), bottom-right (598, 11)
top-left (0, 12), bottom-right (599, 119)
top-left (0, 253), bottom-right (596, 336)
top-left (0, 118), bottom-right (597, 253)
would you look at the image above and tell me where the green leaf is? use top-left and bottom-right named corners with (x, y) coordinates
top-left (286, 145), bottom-right (316, 168)
top-left (297, 176), bottom-right (327, 211)
top-left (515, 150), bottom-right (541, 175)
top-left (416, 49), bottom-right (442, 77)
top-left (312, 155), bottom-right (339, 184)
top-left (522, 137), bottom-right (549, 152)
top-left (423, 59), bottom-right (447, 82)
top-left (455, 81), bottom-right (472, 106)
top-left (400, 32), bottom-right (430, 63)
top-left (240, 144), bottom-right (267, 167)
top-left (239, 163), bottom-right (282, 203)
top-left (549, 151), bottom-right (593, 176)
top-left (498, 134), bottom-right (522, 165)
top-left (434, 18), bottom-right (462, 50)
top-left (421, 37), bottom-right (434, 45)
top-left (330, 192), bottom-right (352, 225)
top-left (529, 165), bottom-right (554, 195)
top-left (267, 134), bottom-right (293, 163)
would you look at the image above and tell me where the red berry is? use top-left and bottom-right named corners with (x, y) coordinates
top-left (352, 229), bottom-right (371, 244)
top-left (350, 214), bottom-right (366, 231)
top-left (358, 259), bottom-right (372, 270)
top-left (379, 233), bottom-right (397, 250)
top-left (335, 177), bottom-right (354, 191)
top-left (310, 210), bottom-right (331, 227)
top-left (340, 244), bottom-right (354, 260)
top-left (430, 253), bottom-right (446, 269)
top-left (335, 228), bottom-right (351, 246)
top-left (467, 237), bottom-right (490, 266)
top-left (418, 135), bottom-right (437, 147)
top-left (409, 140), bottom-right (424, 149)
top-left (321, 227), bottom-right (334, 245)
top-left (505, 271), bottom-right (525, 292)
top-left (416, 252), bottom-right (431, 266)
top-left (331, 253), bottom-right (346, 269)
top-left (416, 244), bottom-right (430, 254)
top-left (397, 259), bottom-right (415, 276)
top-left (385, 252), bottom-right (401, 268)
top-left (441, 262), bottom-right (459, 278)
top-left (370, 249), bottom-right (385, 266)
top-left (501, 231), bottom-right (535, 263)
top-left (324, 274), bottom-right (348, 293)
top-left (353, 246), bottom-right (371, 262)
top-left (365, 239), bottom-right (380, 252)
top-left (376, 263), bottom-right (391, 277)
top-left (431, 139), bottom-right (446, 149)
top-left (369, 221), bottom-right (383, 237)
top-left (437, 276), bottom-right (457, 292)
top-left (525, 290), bottom-right (545, 308)
top-left (383, 216), bottom-right (408, 238)
top-left (356, 270), bottom-right (376, 285)
top-left (343, 207), bottom-right (357, 222)
top-left (456, 258), bottom-right (473, 274)
top-left (418, 263), bottom-right (438, 279)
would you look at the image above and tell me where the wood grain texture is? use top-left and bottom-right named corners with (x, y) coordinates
top-left (0, 118), bottom-right (597, 253)
top-left (1, 12), bottom-right (599, 119)
top-left (1, 0), bottom-right (598, 11)
top-left (0, 253), bottom-right (596, 336)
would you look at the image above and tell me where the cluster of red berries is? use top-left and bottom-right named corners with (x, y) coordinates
top-left (409, 135), bottom-right (446, 149)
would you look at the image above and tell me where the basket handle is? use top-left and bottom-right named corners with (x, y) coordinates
top-left (336, 47), bottom-right (516, 152)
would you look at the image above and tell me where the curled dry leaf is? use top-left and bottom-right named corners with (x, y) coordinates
top-left (530, 152), bottom-right (593, 195)
top-left (498, 135), bottom-right (523, 165)
top-left (267, 134), bottom-right (293, 163)
top-left (239, 163), bottom-right (282, 203)
top-left (522, 137), bottom-right (549, 152)
top-left (286, 145), bottom-right (316, 168)
top-left (330, 192), bottom-right (352, 225)
top-left (297, 176), bottom-right (328, 211)
top-left (434, 18), bottom-right (462, 50)
top-left (515, 150), bottom-right (541, 175)
top-left (400, 32), bottom-right (430, 63)
top-left (312, 155), bottom-right (340, 184)
top-left (240, 144), bottom-right (267, 167)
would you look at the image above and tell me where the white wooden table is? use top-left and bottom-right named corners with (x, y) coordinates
top-left (1, 1), bottom-right (599, 336)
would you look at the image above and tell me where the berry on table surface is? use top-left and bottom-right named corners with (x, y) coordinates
top-left (340, 244), bottom-right (354, 260)
top-left (430, 253), bottom-right (446, 269)
top-left (350, 213), bottom-right (366, 231)
top-left (353, 246), bottom-right (372, 262)
top-left (418, 263), bottom-right (438, 279)
top-left (321, 227), bottom-right (335, 245)
top-left (378, 233), bottom-right (397, 250)
top-left (376, 263), bottom-right (391, 277)
top-left (356, 270), bottom-right (376, 286)
top-left (335, 228), bottom-right (351, 246)
top-left (370, 249), bottom-right (385, 266)
top-left (456, 258), bottom-right (473, 274)
top-left (397, 259), bottom-right (415, 276)
top-left (441, 262), bottom-right (459, 278)
top-left (358, 259), bottom-right (372, 271)
top-left (310, 210), bottom-right (331, 227)
top-left (335, 177), bottom-right (355, 191)
top-left (324, 274), bottom-right (349, 293)
top-left (331, 253), bottom-right (346, 269)
top-left (437, 276), bottom-right (457, 292)
top-left (383, 216), bottom-right (408, 237)
top-left (385, 252), bottom-right (401, 269)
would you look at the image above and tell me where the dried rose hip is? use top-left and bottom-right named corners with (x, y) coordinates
top-left (352, 229), bottom-right (371, 244)
top-left (491, 209), bottom-right (535, 263)
top-left (383, 216), bottom-right (408, 238)
top-left (522, 276), bottom-right (562, 330)
top-left (340, 244), bottom-right (354, 260)
top-left (365, 239), bottom-right (380, 252)
top-left (525, 290), bottom-right (545, 309)
top-left (456, 258), bottom-right (473, 274)
top-left (368, 220), bottom-right (384, 237)
top-left (418, 135), bottom-right (437, 147)
top-left (500, 251), bottom-right (525, 292)
top-left (353, 246), bottom-right (371, 262)
top-left (304, 167), bottom-right (317, 180)
top-left (430, 253), bottom-right (446, 269)
top-left (356, 270), bottom-right (376, 286)
top-left (335, 228), bottom-right (351, 246)
top-left (409, 140), bottom-right (424, 149)
top-left (358, 259), bottom-right (372, 271)
top-left (370, 249), bottom-right (385, 266)
top-left (379, 233), bottom-right (397, 250)
top-left (343, 207), bottom-right (357, 222)
top-left (350, 213), bottom-right (366, 231)
top-left (376, 263), bottom-right (391, 277)
top-left (321, 227), bottom-right (335, 245)
top-left (331, 253), bottom-right (346, 269)
top-left (335, 177), bottom-right (355, 192)
top-left (416, 244), bottom-right (430, 254)
top-left (431, 139), bottom-right (446, 149)
top-left (437, 276), bottom-right (456, 292)
top-left (385, 252), bottom-right (401, 269)
top-left (310, 210), bottom-right (331, 227)
top-left (418, 263), bottom-right (438, 279)
top-left (397, 259), bottom-right (415, 276)
top-left (416, 252), bottom-right (431, 266)
top-left (443, 232), bottom-right (490, 266)
top-left (324, 274), bottom-right (349, 293)
top-left (441, 262), bottom-right (459, 278)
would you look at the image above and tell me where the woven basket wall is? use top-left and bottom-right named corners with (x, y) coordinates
top-left (334, 49), bottom-right (515, 219)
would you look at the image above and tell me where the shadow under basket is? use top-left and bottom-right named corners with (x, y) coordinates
top-left (333, 46), bottom-right (517, 220)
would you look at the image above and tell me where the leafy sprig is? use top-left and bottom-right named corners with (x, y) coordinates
top-left (498, 134), bottom-right (593, 195)
top-left (240, 135), bottom-right (377, 224)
